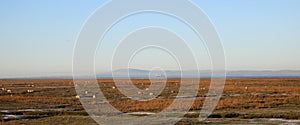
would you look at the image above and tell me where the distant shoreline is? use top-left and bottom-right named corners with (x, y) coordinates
top-left (2, 69), bottom-right (300, 80)
top-left (1, 76), bottom-right (300, 80)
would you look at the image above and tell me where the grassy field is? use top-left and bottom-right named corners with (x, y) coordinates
top-left (1, 78), bottom-right (300, 124)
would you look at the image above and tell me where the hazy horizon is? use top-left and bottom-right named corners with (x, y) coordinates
top-left (2, 68), bottom-right (300, 79)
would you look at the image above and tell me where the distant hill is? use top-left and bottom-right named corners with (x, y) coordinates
top-left (226, 70), bottom-right (300, 78)
top-left (97, 69), bottom-right (300, 78)
top-left (2, 69), bottom-right (300, 79)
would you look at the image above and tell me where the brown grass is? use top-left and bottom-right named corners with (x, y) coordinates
top-left (1, 78), bottom-right (300, 124)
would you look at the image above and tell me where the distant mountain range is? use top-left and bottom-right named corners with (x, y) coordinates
top-left (2, 69), bottom-right (300, 79)
top-left (97, 68), bottom-right (300, 78)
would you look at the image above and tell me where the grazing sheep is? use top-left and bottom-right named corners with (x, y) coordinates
top-left (85, 91), bottom-right (88, 94)
top-left (245, 86), bottom-right (248, 90)
top-left (27, 90), bottom-right (34, 93)
top-left (7, 89), bottom-right (11, 93)
top-left (112, 86), bottom-right (116, 89)
top-left (149, 93), bottom-right (154, 96)
top-left (171, 91), bottom-right (175, 93)
top-left (76, 95), bottom-right (95, 99)
top-left (28, 83), bottom-right (34, 87)
top-left (145, 88), bottom-right (149, 91)
top-left (1, 88), bottom-right (5, 91)
top-left (137, 91), bottom-right (142, 95)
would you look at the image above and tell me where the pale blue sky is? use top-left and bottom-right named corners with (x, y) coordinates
top-left (0, 0), bottom-right (299, 78)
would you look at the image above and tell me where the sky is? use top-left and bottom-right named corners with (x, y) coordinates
top-left (0, 0), bottom-right (299, 78)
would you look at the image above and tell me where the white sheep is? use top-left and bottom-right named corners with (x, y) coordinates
top-left (245, 86), bottom-right (248, 90)
top-left (27, 90), bottom-right (34, 93)
top-left (27, 83), bottom-right (33, 87)
top-left (149, 93), bottom-right (154, 96)
top-left (137, 91), bottom-right (142, 95)
top-left (112, 86), bottom-right (116, 89)
top-left (75, 95), bottom-right (80, 99)
top-left (92, 95), bottom-right (96, 99)
top-left (145, 88), bottom-right (149, 91)
top-left (7, 89), bottom-right (11, 93)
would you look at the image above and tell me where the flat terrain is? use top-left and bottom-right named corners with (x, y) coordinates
top-left (1, 78), bottom-right (300, 124)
